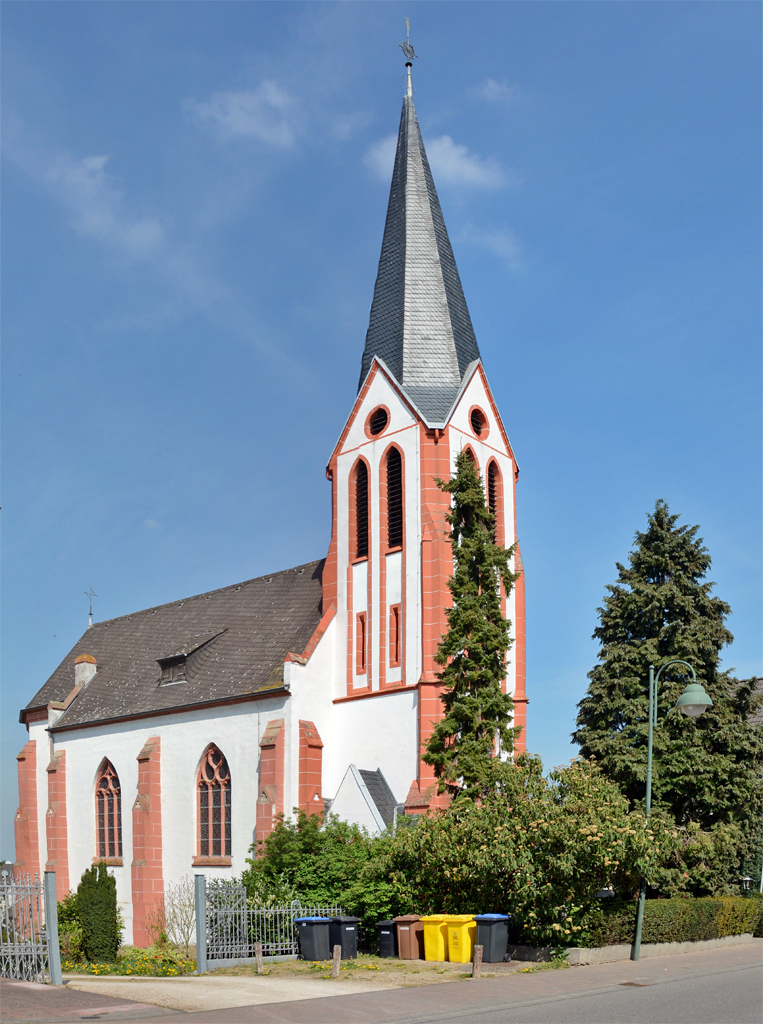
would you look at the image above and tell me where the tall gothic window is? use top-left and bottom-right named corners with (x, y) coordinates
top-left (96, 760), bottom-right (122, 859)
top-left (487, 460), bottom-right (503, 543)
top-left (198, 746), bottom-right (231, 858)
top-left (355, 461), bottom-right (369, 559)
top-left (386, 447), bottom-right (403, 549)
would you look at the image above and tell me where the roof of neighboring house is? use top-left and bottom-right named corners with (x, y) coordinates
top-left (23, 559), bottom-right (325, 730)
top-left (746, 677), bottom-right (763, 726)
top-left (358, 90), bottom-right (481, 423)
top-left (359, 768), bottom-right (398, 827)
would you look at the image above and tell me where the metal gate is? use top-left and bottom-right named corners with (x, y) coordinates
top-left (194, 875), bottom-right (345, 972)
top-left (0, 870), bottom-right (62, 984)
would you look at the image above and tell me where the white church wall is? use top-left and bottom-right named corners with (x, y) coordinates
top-left (50, 694), bottom-right (287, 943)
top-left (327, 689), bottom-right (417, 805)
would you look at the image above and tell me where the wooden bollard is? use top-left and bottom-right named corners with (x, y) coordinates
top-left (472, 944), bottom-right (483, 979)
top-left (332, 944), bottom-right (342, 978)
top-left (254, 941), bottom-right (264, 975)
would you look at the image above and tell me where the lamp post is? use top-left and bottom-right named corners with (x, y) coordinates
top-left (631, 660), bottom-right (713, 961)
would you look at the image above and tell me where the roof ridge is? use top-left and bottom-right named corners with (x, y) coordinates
top-left (86, 559), bottom-right (325, 630)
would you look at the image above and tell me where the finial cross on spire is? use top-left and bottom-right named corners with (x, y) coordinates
top-left (399, 17), bottom-right (418, 63)
top-left (84, 585), bottom-right (98, 628)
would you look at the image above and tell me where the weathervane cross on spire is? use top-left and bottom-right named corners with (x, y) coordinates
top-left (84, 585), bottom-right (98, 628)
top-left (399, 17), bottom-right (418, 63)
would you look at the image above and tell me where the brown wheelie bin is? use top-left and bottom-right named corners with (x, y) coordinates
top-left (394, 915), bottom-right (424, 959)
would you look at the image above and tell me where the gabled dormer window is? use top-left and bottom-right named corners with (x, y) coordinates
top-left (158, 656), bottom-right (186, 684)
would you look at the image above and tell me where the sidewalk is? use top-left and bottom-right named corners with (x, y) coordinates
top-left (2, 940), bottom-right (761, 1024)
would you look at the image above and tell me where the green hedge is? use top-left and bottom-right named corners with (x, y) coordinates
top-left (581, 897), bottom-right (760, 948)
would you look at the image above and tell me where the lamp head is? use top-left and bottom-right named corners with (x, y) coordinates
top-left (742, 876), bottom-right (752, 892)
top-left (675, 681), bottom-right (713, 718)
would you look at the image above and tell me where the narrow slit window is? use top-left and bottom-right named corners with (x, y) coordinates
top-left (355, 461), bottom-right (369, 559)
top-left (386, 448), bottom-right (403, 549)
top-left (487, 461), bottom-right (503, 543)
top-left (356, 612), bottom-right (367, 674)
top-left (198, 746), bottom-right (231, 857)
top-left (96, 761), bottom-right (122, 860)
top-left (389, 604), bottom-right (401, 668)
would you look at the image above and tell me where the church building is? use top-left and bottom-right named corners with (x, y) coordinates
top-left (15, 64), bottom-right (527, 947)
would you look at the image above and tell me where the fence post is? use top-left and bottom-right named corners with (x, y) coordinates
top-left (43, 872), bottom-right (63, 986)
top-left (194, 875), bottom-right (206, 976)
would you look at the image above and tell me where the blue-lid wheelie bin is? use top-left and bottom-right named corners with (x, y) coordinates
top-left (295, 917), bottom-right (331, 961)
top-left (473, 914), bottom-right (511, 963)
top-left (329, 916), bottom-right (360, 959)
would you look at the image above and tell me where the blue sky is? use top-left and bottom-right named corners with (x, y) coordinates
top-left (2, 2), bottom-right (760, 858)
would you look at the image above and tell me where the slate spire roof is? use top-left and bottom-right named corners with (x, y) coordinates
top-left (359, 72), bottom-right (481, 422)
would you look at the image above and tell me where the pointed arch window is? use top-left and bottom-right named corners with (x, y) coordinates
top-left (198, 746), bottom-right (231, 858)
top-left (96, 761), bottom-right (122, 860)
top-left (386, 447), bottom-right (403, 549)
top-left (487, 460), bottom-right (503, 545)
top-left (355, 461), bottom-right (369, 559)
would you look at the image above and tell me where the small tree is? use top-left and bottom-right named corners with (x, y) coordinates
top-left (573, 500), bottom-right (763, 888)
top-left (423, 449), bottom-right (519, 799)
top-left (77, 863), bottom-right (120, 962)
top-left (163, 876), bottom-right (196, 956)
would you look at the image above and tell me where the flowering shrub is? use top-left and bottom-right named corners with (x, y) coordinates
top-left (374, 756), bottom-right (680, 946)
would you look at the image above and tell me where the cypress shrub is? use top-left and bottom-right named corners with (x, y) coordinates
top-left (582, 897), bottom-right (760, 948)
top-left (77, 864), bottom-right (120, 962)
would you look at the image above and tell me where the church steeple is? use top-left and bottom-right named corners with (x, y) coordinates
top-left (359, 68), bottom-right (481, 423)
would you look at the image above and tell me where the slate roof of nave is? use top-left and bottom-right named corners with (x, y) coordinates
top-left (359, 89), bottom-right (481, 423)
top-left (23, 560), bottom-right (325, 730)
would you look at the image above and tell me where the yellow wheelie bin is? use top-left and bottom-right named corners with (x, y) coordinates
top-left (445, 915), bottom-right (476, 963)
top-left (419, 914), bottom-right (449, 961)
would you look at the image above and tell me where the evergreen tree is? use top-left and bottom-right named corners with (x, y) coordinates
top-left (423, 449), bottom-right (519, 799)
top-left (77, 863), bottom-right (120, 962)
top-left (573, 500), bottom-right (763, 882)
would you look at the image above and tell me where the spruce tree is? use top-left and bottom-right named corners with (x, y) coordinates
top-left (77, 863), bottom-right (120, 962)
top-left (573, 500), bottom-right (763, 878)
top-left (423, 449), bottom-right (519, 799)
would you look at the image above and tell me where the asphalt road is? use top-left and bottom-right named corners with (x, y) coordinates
top-left (3, 941), bottom-right (761, 1024)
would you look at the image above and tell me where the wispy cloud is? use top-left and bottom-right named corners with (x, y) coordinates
top-left (426, 136), bottom-right (506, 189)
top-left (461, 224), bottom-right (523, 270)
top-left (187, 82), bottom-right (300, 147)
top-left (4, 116), bottom-right (227, 315)
top-left (364, 132), bottom-right (510, 190)
top-left (364, 133), bottom-right (397, 180)
top-left (480, 78), bottom-right (519, 104)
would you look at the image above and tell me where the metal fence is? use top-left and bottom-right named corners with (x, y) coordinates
top-left (0, 870), bottom-right (62, 984)
top-left (195, 875), bottom-right (346, 972)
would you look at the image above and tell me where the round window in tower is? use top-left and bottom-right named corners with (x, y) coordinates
top-left (367, 407), bottom-right (389, 437)
top-left (470, 407), bottom-right (488, 439)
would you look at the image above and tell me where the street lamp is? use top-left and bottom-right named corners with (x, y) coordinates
top-left (631, 660), bottom-right (713, 961)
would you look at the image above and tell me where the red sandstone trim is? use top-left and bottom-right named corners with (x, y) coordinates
top-left (256, 719), bottom-right (285, 849)
top-left (192, 856), bottom-right (232, 867)
top-left (14, 740), bottom-right (40, 879)
top-left (131, 737), bottom-right (163, 948)
top-left (45, 750), bottom-right (70, 900)
top-left (298, 720), bottom-right (324, 816)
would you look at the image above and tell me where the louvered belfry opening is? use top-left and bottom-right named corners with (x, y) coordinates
top-left (198, 746), bottom-right (231, 857)
top-left (386, 447), bottom-right (403, 548)
top-left (96, 760), bottom-right (122, 859)
top-left (355, 461), bottom-right (369, 559)
top-left (488, 461), bottom-right (499, 518)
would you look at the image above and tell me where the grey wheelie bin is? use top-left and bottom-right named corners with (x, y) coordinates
top-left (295, 917), bottom-right (331, 961)
top-left (473, 914), bottom-right (511, 963)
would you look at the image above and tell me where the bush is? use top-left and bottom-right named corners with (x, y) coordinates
top-left (376, 756), bottom-right (680, 946)
top-left (77, 864), bottom-right (121, 962)
top-left (581, 897), bottom-right (761, 947)
top-left (57, 892), bottom-right (84, 963)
